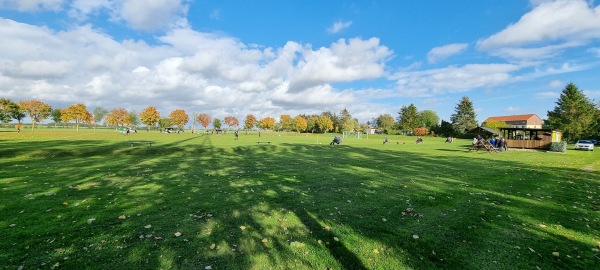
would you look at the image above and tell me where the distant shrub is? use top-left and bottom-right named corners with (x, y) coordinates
top-left (413, 127), bottom-right (428, 136)
top-left (549, 142), bottom-right (567, 153)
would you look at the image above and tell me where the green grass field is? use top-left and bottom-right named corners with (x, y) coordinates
top-left (1, 128), bottom-right (598, 269)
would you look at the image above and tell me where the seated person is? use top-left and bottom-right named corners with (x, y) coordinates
top-left (330, 136), bottom-right (342, 145)
top-left (416, 137), bottom-right (423, 144)
top-left (383, 137), bottom-right (388, 144)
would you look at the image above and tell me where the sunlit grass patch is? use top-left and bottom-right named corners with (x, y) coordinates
top-left (0, 129), bottom-right (598, 269)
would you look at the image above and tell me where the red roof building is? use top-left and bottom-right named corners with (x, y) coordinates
top-left (481, 114), bottom-right (543, 129)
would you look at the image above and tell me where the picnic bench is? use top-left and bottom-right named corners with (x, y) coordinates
top-left (257, 141), bottom-right (271, 145)
top-left (128, 141), bottom-right (154, 147)
top-left (468, 140), bottom-right (498, 153)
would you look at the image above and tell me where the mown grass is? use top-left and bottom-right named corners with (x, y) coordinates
top-left (0, 128), bottom-right (598, 269)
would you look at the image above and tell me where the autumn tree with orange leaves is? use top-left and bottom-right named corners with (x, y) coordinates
top-left (224, 116), bottom-right (239, 130)
top-left (279, 114), bottom-right (292, 131)
top-left (244, 114), bottom-right (257, 130)
top-left (169, 109), bottom-right (189, 131)
top-left (139, 106), bottom-right (161, 131)
top-left (18, 100), bottom-right (52, 130)
top-left (259, 116), bottom-right (275, 130)
top-left (197, 113), bottom-right (212, 130)
top-left (105, 108), bottom-right (131, 128)
top-left (293, 115), bottom-right (307, 132)
top-left (61, 103), bottom-right (93, 131)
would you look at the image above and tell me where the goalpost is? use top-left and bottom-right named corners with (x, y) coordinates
top-left (342, 131), bottom-right (362, 139)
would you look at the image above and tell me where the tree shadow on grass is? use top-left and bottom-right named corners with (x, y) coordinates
top-left (0, 137), bottom-right (598, 269)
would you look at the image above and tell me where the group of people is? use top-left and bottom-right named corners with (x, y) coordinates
top-left (472, 135), bottom-right (509, 151)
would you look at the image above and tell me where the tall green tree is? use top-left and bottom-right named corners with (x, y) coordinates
top-left (434, 119), bottom-right (455, 137)
top-left (0, 98), bottom-right (21, 123)
top-left (339, 108), bottom-right (354, 131)
top-left (159, 118), bottom-right (171, 129)
top-left (595, 104), bottom-right (600, 138)
top-left (93, 107), bottom-right (109, 128)
top-left (397, 104), bottom-right (420, 131)
top-left (129, 110), bottom-right (140, 127)
top-left (213, 118), bottom-right (222, 129)
top-left (419, 110), bottom-right (440, 130)
top-left (51, 109), bottom-right (62, 127)
top-left (375, 114), bottom-right (395, 130)
top-left (450, 96), bottom-right (478, 136)
top-left (546, 82), bottom-right (597, 142)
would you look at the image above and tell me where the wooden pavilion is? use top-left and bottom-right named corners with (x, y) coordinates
top-left (499, 127), bottom-right (562, 150)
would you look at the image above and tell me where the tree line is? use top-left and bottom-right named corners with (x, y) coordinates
top-left (1, 83), bottom-right (597, 140)
top-left (373, 83), bottom-right (599, 140)
top-left (0, 100), bottom-right (364, 134)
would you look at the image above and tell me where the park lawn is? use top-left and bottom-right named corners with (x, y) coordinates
top-left (0, 128), bottom-right (598, 269)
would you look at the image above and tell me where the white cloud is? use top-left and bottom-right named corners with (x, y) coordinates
top-left (488, 42), bottom-right (583, 60)
top-left (0, 0), bottom-right (64, 11)
top-left (583, 90), bottom-right (600, 100)
top-left (327, 20), bottom-right (352, 34)
top-left (477, 0), bottom-right (600, 59)
top-left (589, 47), bottom-right (600, 57)
top-left (427, 43), bottom-right (468, 64)
top-left (4, 60), bottom-right (73, 78)
top-left (0, 18), bottom-right (397, 121)
top-left (289, 37), bottom-right (392, 92)
top-left (118, 0), bottom-right (189, 31)
top-left (391, 63), bottom-right (521, 97)
top-left (68, 0), bottom-right (190, 31)
top-left (548, 80), bottom-right (563, 88)
top-left (69, 0), bottom-right (111, 21)
top-left (535, 91), bottom-right (559, 99)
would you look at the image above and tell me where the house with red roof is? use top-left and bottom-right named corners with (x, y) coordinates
top-left (481, 114), bottom-right (543, 129)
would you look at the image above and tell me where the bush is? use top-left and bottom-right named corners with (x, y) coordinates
top-left (413, 127), bottom-right (428, 136)
top-left (549, 142), bottom-right (567, 153)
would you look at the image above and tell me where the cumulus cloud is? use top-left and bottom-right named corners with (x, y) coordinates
top-left (0, 17), bottom-right (395, 120)
top-left (289, 37), bottom-right (392, 92)
top-left (118, 0), bottom-right (189, 31)
top-left (68, 0), bottom-right (111, 21)
top-left (391, 63), bottom-right (521, 97)
top-left (327, 20), bottom-right (352, 34)
top-left (3, 60), bottom-right (73, 78)
top-left (477, 0), bottom-right (600, 59)
top-left (427, 43), bottom-right (468, 64)
top-left (583, 90), bottom-right (600, 100)
top-left (67, 0), bottom-right (188, 31)
top-left (0, 0), bottom-right (64, 11)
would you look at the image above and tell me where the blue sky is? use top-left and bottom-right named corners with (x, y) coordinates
top-left (1, 0), bottom-right (599, 126)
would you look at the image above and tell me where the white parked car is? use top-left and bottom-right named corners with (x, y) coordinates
top-left (574, 140), bottom-right (594, 151)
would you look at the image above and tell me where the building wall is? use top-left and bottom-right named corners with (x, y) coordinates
top-left (502, 115), bottom-right (543, 129)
